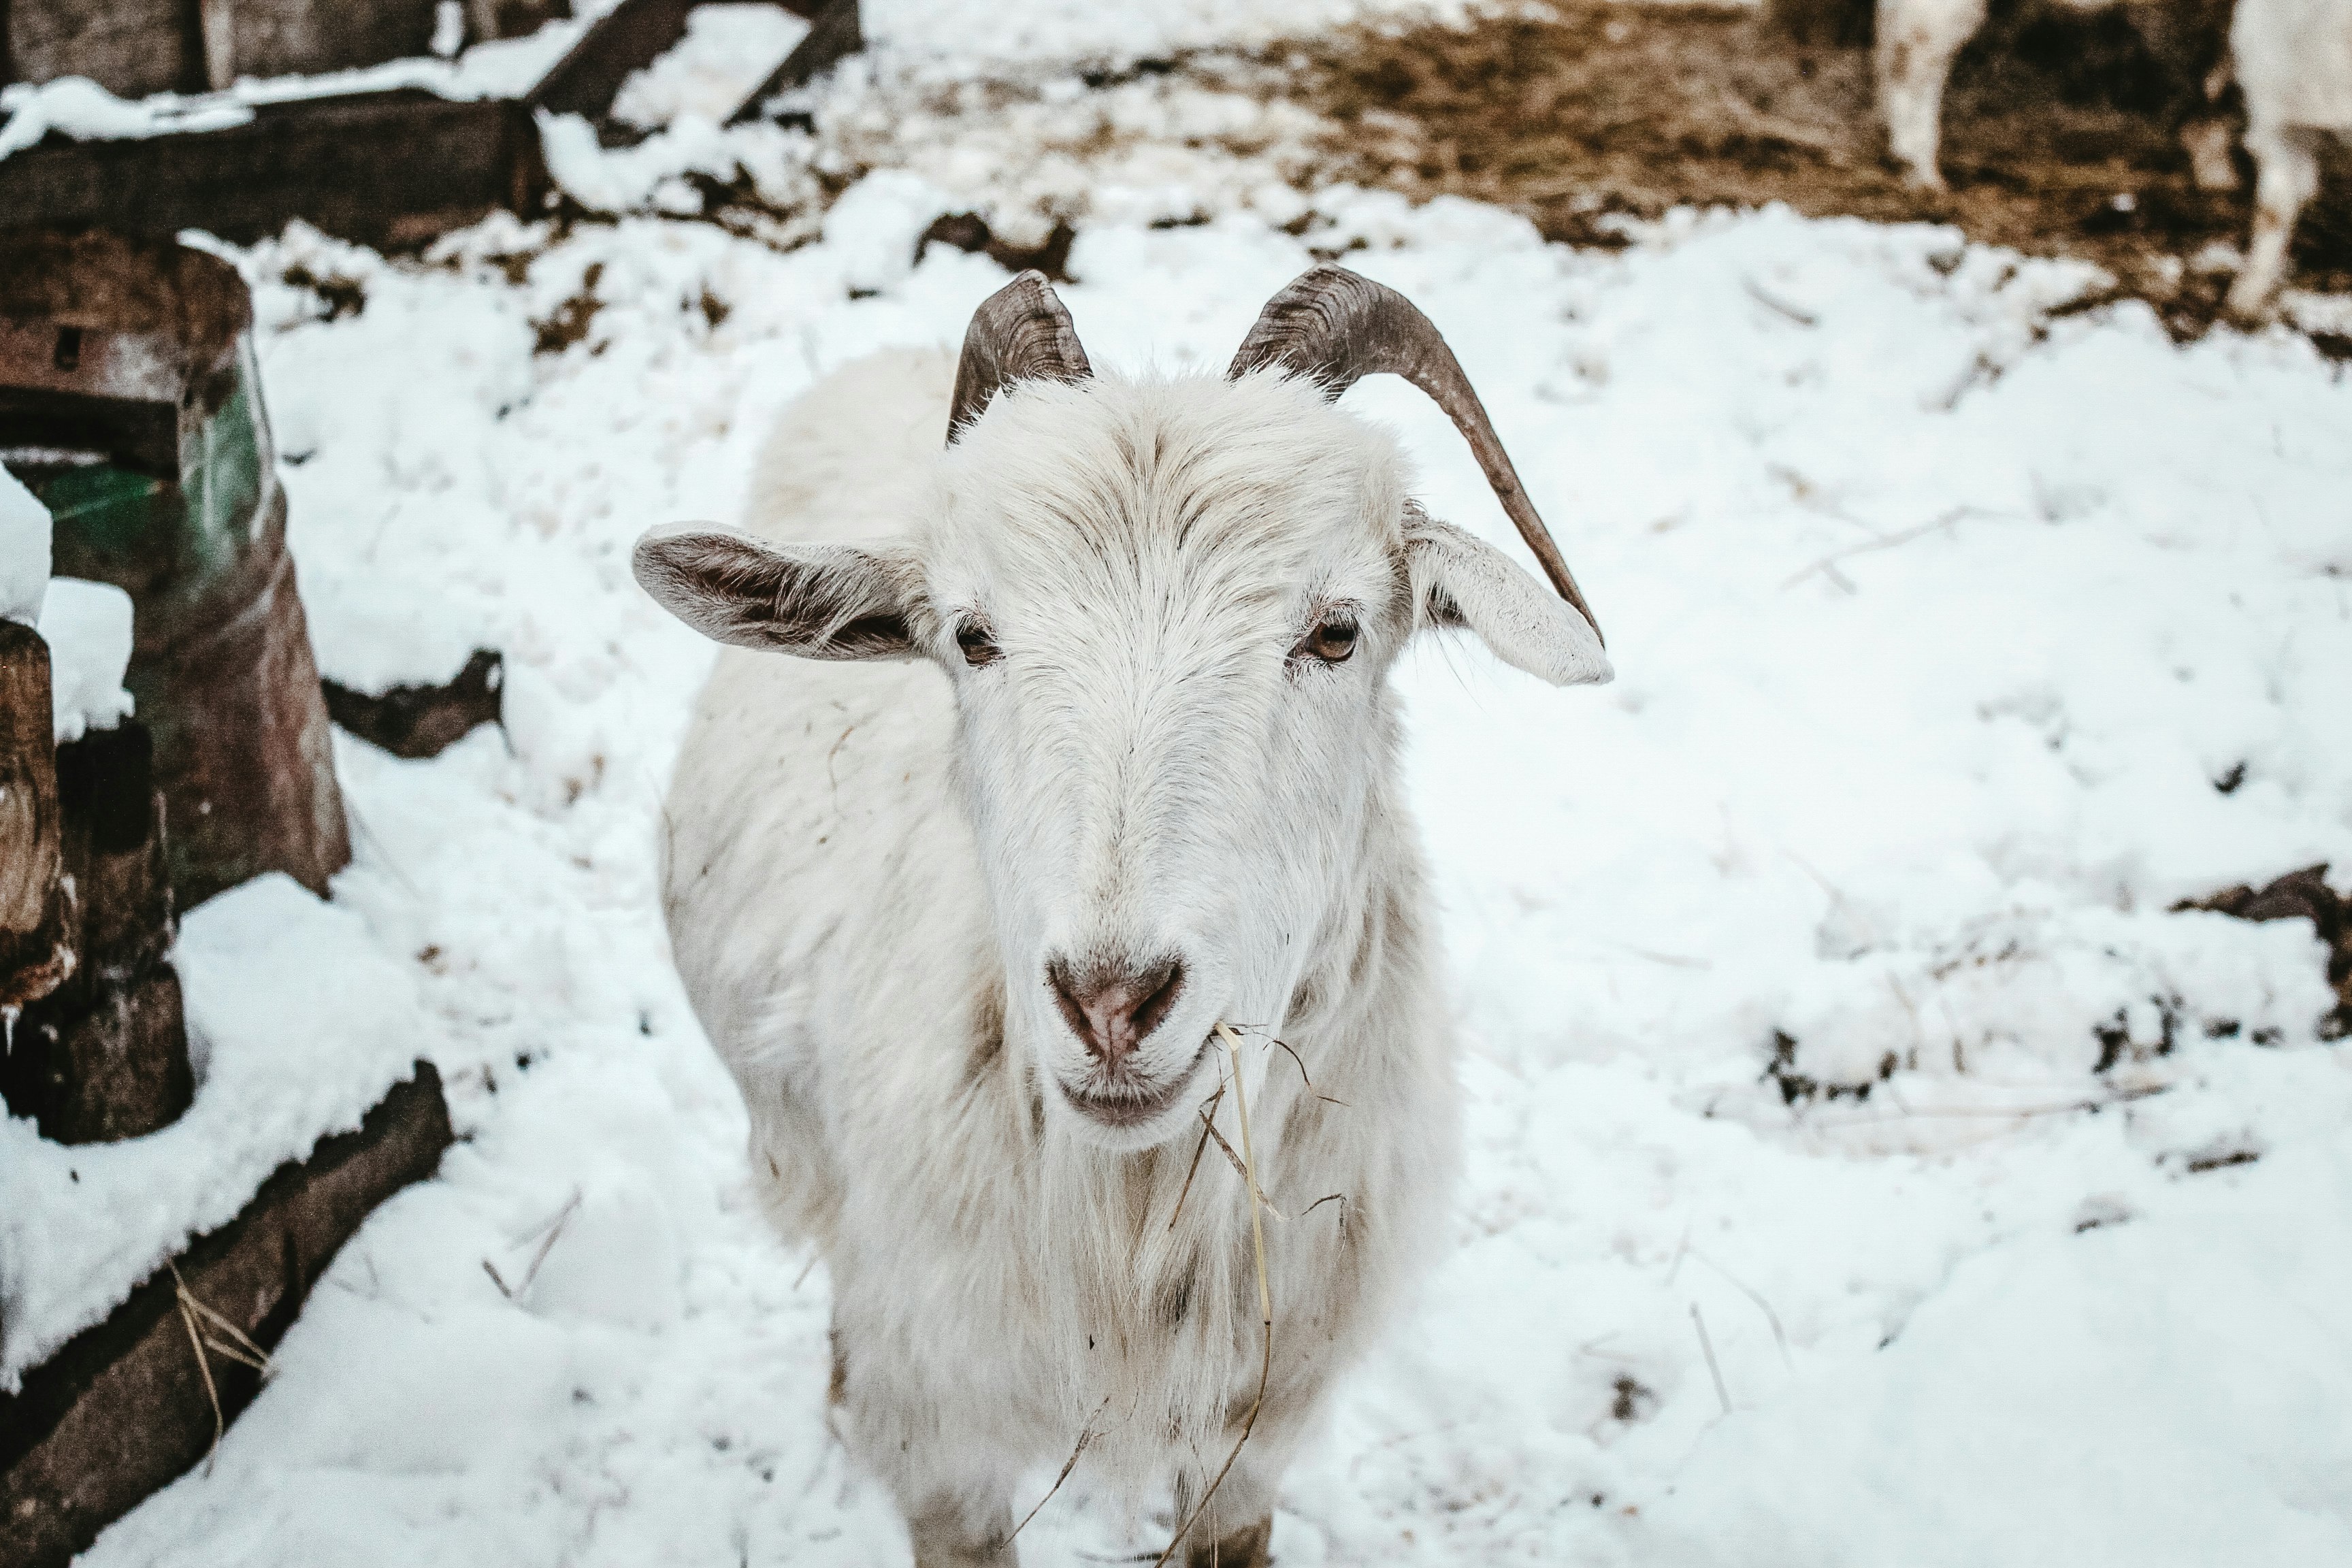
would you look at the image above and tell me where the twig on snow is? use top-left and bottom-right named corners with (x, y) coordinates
top-left (1690, 1303), bottom-right (1732, 1418)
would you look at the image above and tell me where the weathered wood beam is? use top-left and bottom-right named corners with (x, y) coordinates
top-left (728, 0), bottom-right (862, 125)
top-left (4, 0), bottom-right (205, 99)
top-left (0, 91), bottom-right (549, 248)
top-left (322, 647), bottom-right (504, 761)
top-left (0, 1064), bottom-right (454, 1568)
top-left (0, 619), bottom-right (68, 1013)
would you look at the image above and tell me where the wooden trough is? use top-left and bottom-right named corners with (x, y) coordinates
top-left (0, 0), bottom-right (864, 248)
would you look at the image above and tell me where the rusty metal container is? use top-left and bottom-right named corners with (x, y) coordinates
top-left (0, 231), bottom-right (348, 911)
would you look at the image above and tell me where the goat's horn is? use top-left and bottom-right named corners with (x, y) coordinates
top-left (947, 270), bottom-right (1092, 445)
top-left (1228, 265), bottom-right (1600, 644)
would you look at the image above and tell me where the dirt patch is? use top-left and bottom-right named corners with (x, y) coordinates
top-left (1267, 0), bottom-right (2352, 334)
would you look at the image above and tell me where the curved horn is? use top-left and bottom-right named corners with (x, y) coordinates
top-left (947, 270), bottom-right (1092, 445)
top-left (1228, 265), bottom-right (1600, 644)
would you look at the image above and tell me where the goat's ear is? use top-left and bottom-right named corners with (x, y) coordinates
top-left (634, 526), bottom-right (923, 660)
top-left (1405, 512), bottom-right (1612, 687)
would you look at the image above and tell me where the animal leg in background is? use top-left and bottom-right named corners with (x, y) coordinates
top-left (2228, 124), bottom-right (2322, 318)
top-left (1876, 0), bottom-right (1991, 186)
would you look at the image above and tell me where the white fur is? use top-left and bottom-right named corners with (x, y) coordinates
top-left (645, 343), bottom-right (1605, 1564)
top-left (2225, 0), bottom-right (2352, 317)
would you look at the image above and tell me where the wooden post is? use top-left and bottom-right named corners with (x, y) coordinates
top-left (1, 721), bottom-right (193, 1144)
top-left (0, 618), bottom-right (69, 1014)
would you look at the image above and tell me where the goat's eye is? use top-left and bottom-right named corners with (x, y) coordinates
top-left (1298, 618), bottom-right (1358, 665)
top-left (956, 622), bottom-right (1001, 667)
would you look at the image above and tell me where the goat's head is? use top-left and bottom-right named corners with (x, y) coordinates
top-left (637, 266), bottom-right (1610, 1152)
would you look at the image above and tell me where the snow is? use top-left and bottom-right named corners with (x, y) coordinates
top-left (39, 184), bottom-right (2345, 1566)
top-left (35, 577), bottom-right (135, 742)
top-left (0, 875), bottom-right (441, 1386)
top-left (1, 0), bottom-right (2347, 1554)
top-left (0, 463), bottom-right (48, 623)
top-left (611, 3), bottom-right (812, 129)
top-left (0, 472), bottom-right (131, 738)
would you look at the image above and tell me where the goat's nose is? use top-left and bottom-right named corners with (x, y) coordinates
top-left (1046, 953), bottom-right (1187, 1069)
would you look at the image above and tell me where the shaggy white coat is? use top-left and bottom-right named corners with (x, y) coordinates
top-left (647, 346), bottom-right (1607, 1564)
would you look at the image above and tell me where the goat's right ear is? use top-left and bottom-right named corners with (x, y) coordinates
top-left (633, 526), bottom-right (922, 660)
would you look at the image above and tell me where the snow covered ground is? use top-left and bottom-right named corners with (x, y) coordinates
top-left (7, 8), bottom-right (2351, 1561)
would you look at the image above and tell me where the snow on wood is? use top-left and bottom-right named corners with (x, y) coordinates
top-left (34, 578), bottom-right (134, 745)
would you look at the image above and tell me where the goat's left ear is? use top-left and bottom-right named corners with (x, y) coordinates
top-left (634, 525), bottom-right (923, 660)
top-left (1405, 512), bottom-right (1612, 686)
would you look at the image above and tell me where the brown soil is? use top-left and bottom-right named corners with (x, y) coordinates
top-left (1266, 1), bottom-right (2352, 337)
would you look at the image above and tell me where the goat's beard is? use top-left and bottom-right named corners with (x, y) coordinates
top-left (1032, 1090), bottom-right (1260, 1486)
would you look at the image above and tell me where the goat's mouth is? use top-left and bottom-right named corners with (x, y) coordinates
top-left (1056, 1039), bottom-right (1211, 1131)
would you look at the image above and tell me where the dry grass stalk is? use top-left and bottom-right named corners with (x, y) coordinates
top-left (167, 1259), bottom-right (274, 1473)
top-left (485, 1186), bottom-right (583, 1299)
top-left (1004, 1397), bottom-right (1111, 1548)
top-left (1166, 1085), bottom-right (1226, 1233)
top-left (1198, 1105), bottom-right (1284, 1223)
top-left (1690, 1302), bottom-right (1733, 1417)
top-left (1155, 1022), bottom-right (1275, 1568)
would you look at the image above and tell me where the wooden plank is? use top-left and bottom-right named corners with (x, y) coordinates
top-left (322, 647), bottom-right (504, 761)
top-left (0, 1064), bottom-right (454, 1568)
top-left (466, 0), bottom-right (572, 43)
top-left (5, 0), bottom-right (203, 99)
top-left (211, 0), bottom-right (440, 86)
top-left (527, 0), bottom-right (701, 120)
top-left (0, 619), bottom-right (68, 1012)
top-left (728, 0), bottom-right (862, 124)
top-left (0, 91), bottom-right (549, 248)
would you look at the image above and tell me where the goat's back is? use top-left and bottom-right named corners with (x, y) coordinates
top-left (741, 346), bottom-right (956, 544)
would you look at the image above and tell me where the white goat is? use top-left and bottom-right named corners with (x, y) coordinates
top-left (1874, 0), bottom-right (2237, 191)
top-left (636, 267), bottom-right (1610, 1567)
top-left (2225, 0), bottom-right (2352, 317)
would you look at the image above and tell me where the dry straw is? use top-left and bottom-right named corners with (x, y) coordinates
top-left (167, 1259), bottom-right (274, 1473)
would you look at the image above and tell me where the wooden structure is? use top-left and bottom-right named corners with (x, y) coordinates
top-left (0, 1066), bottom-right (454, 1568)
top-left (0, 715), bottom-right (192, 1143)
top-left (5, 0), bottom-right (540, 99)
top-left (0, 0), bottom-right (864, 249)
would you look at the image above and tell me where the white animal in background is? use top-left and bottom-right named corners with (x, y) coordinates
top-left (1873, 0), bottom-right (2237, 191)
top-left (2225, 0), bottom-right (2352, 317)
top-left (636, 266), bottom-right (1610, 1567)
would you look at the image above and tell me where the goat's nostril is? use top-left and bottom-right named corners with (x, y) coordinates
top-left (1046, 954), bottom-right (1187, 1066)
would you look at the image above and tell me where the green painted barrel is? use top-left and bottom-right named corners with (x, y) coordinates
top-left (0, 231), bottom-right (348, 909)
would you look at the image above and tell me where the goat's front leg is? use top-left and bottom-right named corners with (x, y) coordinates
top-left (1166, 1444), bottom-right (1292, 1568)
top-left (830, 1317), bottom-right (1023, 1566)
top-left (2227, 125), bottom-right (2321, 322)
top-left (1874, 0), bottom-right (1989, 189)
